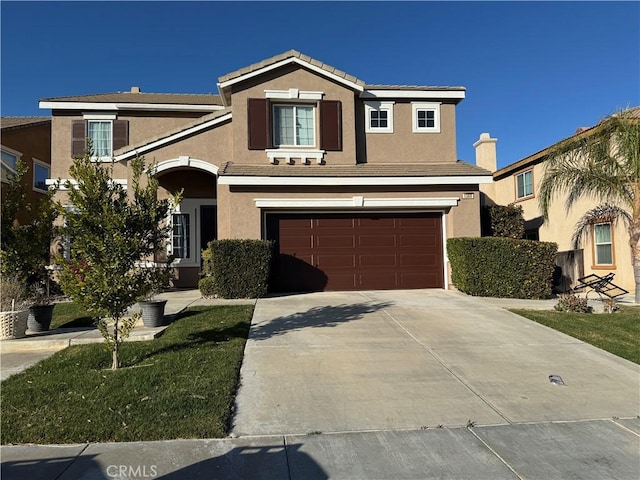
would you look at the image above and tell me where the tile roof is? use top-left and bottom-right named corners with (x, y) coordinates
top-left (219, 161), bottom-right (491, 177)
top-left (113, 108), bottom-right (232, 157)
top-left (40, 92), bottom-right (223, 106)
top-left (364, 84), bottom-right (466, 91)
top-left (218, 49), bottom-right (366, 87)
top-left (1, 116), bottom-right (51, 130)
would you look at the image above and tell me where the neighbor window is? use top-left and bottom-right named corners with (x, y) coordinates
top-left (88, 120), bottom-right (113, 157)
top-left (412, 102), bottom-right (441, 133)
top-left (593, 222), bottom-right (613, 266)
top-left (172, 213), bottom-right (190, 259)
top-left (1, 148), bottom-right (20, 183)
top-left (365, 101), bottom-right (394, 133)
top-left (515, 170), bottom-right (533, 199)
top-left (273, 105), bottom-right (315, 146)
top-left (33, 159), bottom-right (50, 192)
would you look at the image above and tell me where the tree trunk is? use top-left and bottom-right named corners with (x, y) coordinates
top-left (111, 319), bottom-right (119, 370)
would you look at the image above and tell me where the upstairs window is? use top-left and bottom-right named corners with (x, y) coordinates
top-left (33, 159), bottom-right (50, 192)
top-left (515, 170), bottom-right (533, 199)
top-left (273, 105), bottom-right (315, 147)
top-left (88, 120), bottom-right (113, 157)
top-left (365, 101), bottom-right (394, 133)
top-left (593, 222), bottom-right (613, 266)
top-left (412, 102), bottom-right (441, 133)
top-left (247, 98), bottom-right (342, 152)
top-left (1, 148), bottom-right (20, 182)
top-left (71, 118), bottom-right (129, 159)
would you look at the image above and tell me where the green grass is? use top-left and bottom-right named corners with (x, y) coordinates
top-left (511, 306), bottom-right (640, 364)
top-left (51, 302), bottom-right (96, 329)
top-left (1, 305), bottom-right (253, 444)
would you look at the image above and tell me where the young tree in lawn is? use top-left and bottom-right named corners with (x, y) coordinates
top-left (56, 151), bottom-right (177, 369)
top-left (538, 108), bottom-right (640, 303)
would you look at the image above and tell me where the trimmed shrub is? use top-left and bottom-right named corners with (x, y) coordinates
top-left (554, 293), bottom-right (592, 313)
top-left (447, 237), bottom-right (557, 299)
top-left (488, 204), bottom-right (525, 238)
top-left (208, 239), bottom-right (273, 299)
top-left (198, 276), bottom-right (216, 298)
top-left (201, 242), bottom-right (214, 277)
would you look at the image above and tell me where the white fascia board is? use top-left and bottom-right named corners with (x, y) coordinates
top-left (218, 57), bottom-right (364, 92)
top-left (39, 101), bottom-right (224, 112)
top-left (219, 175), bottom-right (492, 186)
top-left (46, 178), bottom-right (127, 190)
top-left (254, 197), bottom-right (460, 208)
top-left (360, 90), bottom-right (466, 100)
top-left (114, 113), bottom-right (232, 161)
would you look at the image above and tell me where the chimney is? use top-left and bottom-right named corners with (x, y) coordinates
top-left (473, 132), bottom-right (497, 173)
top-left (130, 86), bottom-right (141, 93)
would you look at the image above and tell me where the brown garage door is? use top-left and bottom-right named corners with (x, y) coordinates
top-left (266, 212), bottom-right (444, 292)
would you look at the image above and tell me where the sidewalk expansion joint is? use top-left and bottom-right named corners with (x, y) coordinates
top-left (379, 307), bottom-right (514, 425)
top-left (468, 427), bottom-right (524, 480)
top-left (53, 443), bottom-right (89, 480)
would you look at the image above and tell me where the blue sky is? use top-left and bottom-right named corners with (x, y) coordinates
top-left (1, 1), bottom-right (638, 169)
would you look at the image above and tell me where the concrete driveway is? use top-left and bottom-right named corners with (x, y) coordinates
top-left (232, 289), bottom-right (639, 436)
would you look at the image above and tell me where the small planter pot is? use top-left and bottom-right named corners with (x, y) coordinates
top-left (139, 300), bottom-right (167, 327)
top-left (27, 304), bottom-right (55, 332)
top-left (0, 309), bottom-right (28, 339)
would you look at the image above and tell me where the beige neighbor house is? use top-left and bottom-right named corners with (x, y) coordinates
top-left (475, 108), bottom-right (639, 294)
top-left (1, 117), bottom-right (52, 225)
top-left (39, 50), bottom-right (492, 290)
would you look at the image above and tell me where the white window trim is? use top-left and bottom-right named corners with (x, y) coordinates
top-left (272, 104), bottom-right (316, 148)
top-left (412, 102), bottom-right (441, 133)
top-left (264, 89), bottom-right (324, 100)
top-left (365, 101), bottom-right (394, 133)
top-left (265, 149), bottom-right (325, 165)
top-left (32, 158), bottom-right (50, 193)
top-left (515, 170), bottom-right (534, 199)
top-left (1, 145), bottom-right (22, 174)
top-left (86, 119), bottom-right (114, 162)
top-left (593, 222), bottom-right (614, 266)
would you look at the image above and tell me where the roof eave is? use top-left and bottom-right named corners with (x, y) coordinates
top-left (38, 101), bottom-right (224, 113)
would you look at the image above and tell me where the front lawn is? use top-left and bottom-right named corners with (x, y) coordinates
top-left (51, 301), bottom-right (95, 329)
top-left (1, 305), bottom-right (253, 444)
top-left (511, 306), bottom-right (639, 364)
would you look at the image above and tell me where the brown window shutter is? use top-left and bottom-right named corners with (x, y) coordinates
top-left (247, 98), bottom-right (271, 149)
top-left (320, 100), bottom-right (342, 151)
top-left (71, 120), bottom-right (87, 157)
top-left (112, 120), bottom-right (129, 151)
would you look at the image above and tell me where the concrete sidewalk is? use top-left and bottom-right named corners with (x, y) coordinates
top-left (2, 419), bottom-right (639, 479)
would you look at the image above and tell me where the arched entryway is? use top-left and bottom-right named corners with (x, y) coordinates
top-left (155, 157), bottom-right (218, 288)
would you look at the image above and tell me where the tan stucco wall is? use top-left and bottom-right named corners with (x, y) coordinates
top-left (492, 163), bottom-right (634, 292)
top-left (363, 102), bottom-right (458, 164)
top-left (230, 66), bottom-right (357, 164)
top-left (216, 185), bottom-right (480, 241)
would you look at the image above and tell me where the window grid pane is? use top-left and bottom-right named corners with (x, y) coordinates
top-left (594, 223), bottom-right (612, 265)
top-left (274, 106), bottom-right (294, 146)
top-left (296, 106), bottom-right (314, 146)
top-left (1, 150), bottom-right (18, 170)
top-left (172, 214), bottom-right (190, 259)
top-left (417, 110), bottom-right (435, 128)
top-left (516, 171), bottom-right (533, 198)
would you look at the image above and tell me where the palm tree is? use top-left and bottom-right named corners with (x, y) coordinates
top-left (539, 107), bottom-right (640, 303)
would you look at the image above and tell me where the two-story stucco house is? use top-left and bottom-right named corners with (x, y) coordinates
top-left (475, 107), bottom-right (639, 294)
top-left (39, 50), bottom-right (492, 290)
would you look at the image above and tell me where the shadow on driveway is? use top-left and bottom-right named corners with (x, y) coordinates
top-left (249, 301), bottom-right (392, 341)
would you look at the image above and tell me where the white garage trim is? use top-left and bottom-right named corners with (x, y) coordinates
top-left (254, 197), bottom-right (459, 208)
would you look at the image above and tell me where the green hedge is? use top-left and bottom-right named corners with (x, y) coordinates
top-left (205, 239), bottom-right (273, 299)
top-left (486, 204), bottom-right (525, 238)
top-left (447, 237), bottom-right (557, 299)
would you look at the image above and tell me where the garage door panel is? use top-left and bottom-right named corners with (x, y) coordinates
top-left (315, 235), bottom-right (355, 248)
top-left (359, 235), bottom-right (396, 248)
top-left (316, 254), bottom-right (356, 268)
top-left (359, 254), bottom-right (397, 267)
top-left (269, 212), bottom-right (443, 291)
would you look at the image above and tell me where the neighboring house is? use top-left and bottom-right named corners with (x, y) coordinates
top-left (475, 108), bottom-right (639, 293)
top-left (1, 117), bottom-right (52, 224)
top-left (39, 50), bottom-right (492, 290)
